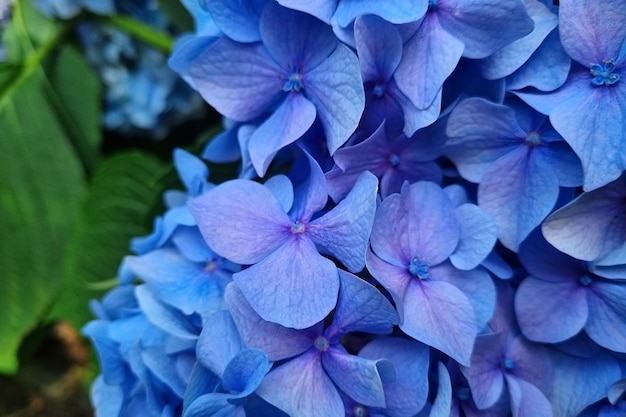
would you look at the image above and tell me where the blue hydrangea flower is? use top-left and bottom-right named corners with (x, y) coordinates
top-left (224, 270), bottom-right (398, 417)
top-left (189, 2), bottom-right (364, 175)
top-left (189, 157), bottom-right (378, 328)
top-left (34, 0), bottom-right (114, 19)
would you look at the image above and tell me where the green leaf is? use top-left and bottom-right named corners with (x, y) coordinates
top-left (0, 1), bottom-right (102, 373)
top-left (48, 151), bottom-right (170, 329)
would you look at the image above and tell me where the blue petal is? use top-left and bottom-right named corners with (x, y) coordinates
top-left (275, 0), bottom-right (336, 23)
top-left (359, 337), bottom-right (430, 416)
top-left (257, 350), bottom-right (345, 417)
top-left (189, 179), bottom-right (292, 264)
top-left (263, 175), bottom-right (294, 213)
top-left (354, 15), bottom-right (403, 84)
top-left (478, 146), bottom-right (560, 251)
top-left (549, 77), bottom-right (626, 191)
top-left (134, 285), bottom-right (199, 340)
top-left (224, 283), bottom-right (320, 361)
top-left (558, 0), bottom-right (626, 65)
top-left (305, 44), bottom-right (365, 154)
top-left (232, 236), bottom-right (339, 329)
top-left (461, 332), bottom-right (505, 409)
top-left (326, 270), bottom-right (398, 338)
top-left (189, 38), bottom-right (284, 121)
top-left (323, 347), bottom-right (390, 407)
top-left (586, 282), bottom-right (626, 352)
top-left (334, 0), bottom-right (427, 27)
top-left (549, 350), bottom-right (621, 417)
top-left (308, 171), bottom-right (378, 272)
top-left (430, 363), bottom-right (453, 417)
top-left (91, 376), bottom-right (123, 417)
top-left (438, 0), bottom-right (534, 59)
top-left (196, 310), bottom-right (243, 376)
top-left (221, 349), bottom-right (272, 397)
top-left (450, 204), bottom-right (498, 270)
top-left (205, 0), bottom-right (265, 43)
top-left (505, 375), bottom-right (553, 417)
top-left (183, 393), bottom-right (239, 417)
top-left (248, 93), bottom-right (317, 176)
top-left (289, 152), bottom-right (329, 221)
top-left (395, 13), bottom-right (464, 110)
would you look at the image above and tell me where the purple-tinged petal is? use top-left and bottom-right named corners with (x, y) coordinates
top-left (308, 171), bottom-right (378, 272)
top-left (430, 362), bottom-right (453, 417)
top-left (326, 270), bottom-right (398, 338)
top-left (395, 13), bottom-right (464, 110)
top-left (558, 0), bottom-right (626, 66)
top-left (189, 179), bottom-right (291, 264)
top-left (478, 146), bottom-right (559, 251)
top-left (359, 337), bottom-right (430, 417)
top-left (221, 349), bottom-right (272, 397)
top-left (504, 336), bottom-right (553, 394)
top-left (189, 38), bottom-right (284, 121)
top-left (204, 0), bottom-right (264, 43)
top-left (450, 204), bottom-right (498, 270)
top-left (368, 193), bottom-right (410, 266)
top-left (518, 229), bottom-right (586, 282)
top-left (549, 349), bottom-right (621, 417)
top-left (354, 15), bottom-right (403, 83)
top-left (196, 310), bottom-right (243, 376)
top-left (275, 0), bottom-right (336, 23)
top-left (540, 139), bottom-right (583, 188)
top-left (515, 277), bottom-right (587, 343)
top-left (437, 0), bottom-right (534, 59)
top-left (290, 152), bottom-right (329, 221)
top-left (323, 347), bottom-right (390, 407)
top-left (403, 182), bottom-right (461, 265)
top-left (390, 80), bottom-right (442, 136)
top-left (505, 375), bottom-right (552, 417)
top-left (248, 93), bottom-right (317, 176)
top-left (586, 282), bottom-right (626, 352)
top-left (233, 236), bottom-right (339, 329)
top-left (549, 78), bottom-right (626, 191)
top-left (202, 121), bottom-right (242, 164)
top-left (334, 0), bottom-right (427, 27)
top-left (591, 243), bottom-right (626, 279)
top-left (257, 350), bottom-right (344, 417)
top-left (260, 2), bottom-right (337, 71)
top-left (480, 0), bottom-right (557, 80)
top-left (224, 283), bottom-right (319, 360)
top-left (461, 332), bottom-right (505, 409)
top-left (305, 44), bottom-right (365, 154)
top-left (542, 176), bottom-right (626, 261)
top-left (402, 280), bottom-right (477, 366)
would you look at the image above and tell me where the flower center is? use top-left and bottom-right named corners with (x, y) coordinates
top-left (502, 357), bottom-right (515, 371)
top-left (388, 154), bottom-right (400, 167)
top-left (204, 260), bottom-right (218, 272)
top-left (283, 73), bottom-right (304, 92)
top-left (590, 60), bottom-right (620, 86)
top-left (579, 274), bottom-right (593, 287)
top-left (353, 405), bottom-right (368, 417)
top-left (314, 336), bottom-right (330, 352)
top-left (525, 131), bottom-right (541, 146)
top-left (291, 221), bottom-right (306, 234)
top-left (409, 256), bottom-right (430, 280)
top-left (373, 83), bottom-right (385, 98)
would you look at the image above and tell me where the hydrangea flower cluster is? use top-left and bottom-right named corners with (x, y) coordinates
top-left (84, 0), bottom-right (626, 416)
top-left (34, 0), bottom-right (205, 138)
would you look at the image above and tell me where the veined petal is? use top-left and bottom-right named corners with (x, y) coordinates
top-left (450, 204), bottom-right (498, 270)
top-left (257, 350), bottom-right (344, 417)
top-left (221, 349), bottom-right (272, 397)
top-left (308, 171), bottom-right (378, 272)
top-left (430, 363), bottom-right (453, 417)
top-left (395, 13), bottom-right (464, 110)
top-left (224, 283), bottom-right (319, 361)
top-left (505, 375), bottom-right (553, 417)
top-left (189, 179), bottom-right (292, 264)
top-left (205, 0), bottom-right (265, 43)
top-left (196, 310), bottom-right (243, 377)
top-left (401, 280), bottom-right (477, 366)
top-left (335, 0), bottom-right (427, 27)
top-left (323, 347), bottom-right (389, 407)
top-left (248, 93), bottom-right (316, 176)
top-left (232, 236), bottom-right (340, 329)
top-left (368, 192), bottom-right (411, 266)
top-left (461, 332), bottom-right (505, 409)
top-left (558, 0), bottom-right (626, 65)
top-left (189, 38), bottom-right (284, 121)
top-left (305, 44), bottom-right (365, 154)
top-left (354, 15), bottom-right (403, 83)
top-left (586, 282), bottom-right (626, 353)
top-left (275, 0), bottom-right (336, 23)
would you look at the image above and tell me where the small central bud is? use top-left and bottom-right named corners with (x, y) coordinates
top-left (409, 256), bottom-right (430, 280)
top-left (579, 275), bottom-right (593, 287)
top-left (373, 84), bottom-right (385, 98)
top-left (204, 260), bottom-right (218, 272)
top-left (291, 221), bottom-right (306, 234)
top-left (314, 336), bottom-right (330, 352)
top-left (353, 405), bottom-right (368, 417)
top-left (590, 60), bottom-right (620, 86)
top-left (502, 358), bottom-right (515, 371)
top-left (283, 73), bottom-right (304, 92)
top-left (388, 154), bottom-right (400, 167)
top-left (525, 131), bottom-right (541, 146)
